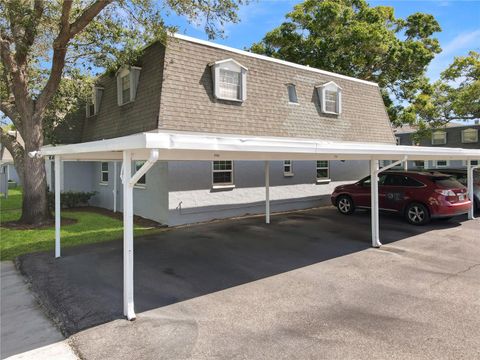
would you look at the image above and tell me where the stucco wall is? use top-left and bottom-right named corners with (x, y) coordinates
top-left (167, 160), bottom-right (368, 225)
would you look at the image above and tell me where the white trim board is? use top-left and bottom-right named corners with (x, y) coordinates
top-left (37, 130), bottom-right (480, 162)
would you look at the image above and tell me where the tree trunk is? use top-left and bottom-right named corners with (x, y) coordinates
top-left (18, 155), bottom-right (50, 225)
top-left (18, 115), bottom-right (51, 225)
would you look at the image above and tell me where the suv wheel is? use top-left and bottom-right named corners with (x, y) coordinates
top-left (405, 203), bottom-right (430, 225)
top-left (337, 195), bottom-right (355, 215)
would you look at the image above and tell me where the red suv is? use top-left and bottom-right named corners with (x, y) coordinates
top-left (331, 171), bottom-right (471, 225)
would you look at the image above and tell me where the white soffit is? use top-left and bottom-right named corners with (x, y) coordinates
top-left (40, 131), bottom-right (480, 162)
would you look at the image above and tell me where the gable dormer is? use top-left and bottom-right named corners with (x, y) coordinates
top-left (116, 66), bottom-right (141, 106)
top-left (315, 81), bottom-right (342, 115)
top-left (210, 59), bottom-right (248, 102)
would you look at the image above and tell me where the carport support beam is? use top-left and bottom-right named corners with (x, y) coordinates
top-left (265, 161), bottom-right (270, 224)
top-left (468, 162), bottom-right (479, 220)
top-left (370, 159), bottom-right (381, 248)
top-left (123, 151), bottom-right (136, 320)
top-left (55, 156), bottom-right (62, 258)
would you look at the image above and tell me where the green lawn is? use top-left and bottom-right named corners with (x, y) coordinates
top-left (0, 188), bottom-right (163, 260)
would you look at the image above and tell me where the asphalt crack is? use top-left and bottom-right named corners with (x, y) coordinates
top-left (430, 263), bottom-right (480, 287)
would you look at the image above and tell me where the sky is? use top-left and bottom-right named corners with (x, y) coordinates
top-left (165, 0), bottom-right (480, 82)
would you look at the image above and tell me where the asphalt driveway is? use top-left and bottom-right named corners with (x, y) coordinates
top-left (18, 207), bottom-right (480, 359)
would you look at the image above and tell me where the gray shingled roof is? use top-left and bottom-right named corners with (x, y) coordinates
top-left (55, 35), bottom-right (395, 145)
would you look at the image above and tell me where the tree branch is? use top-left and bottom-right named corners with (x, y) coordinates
top-left (0, 128), bottom-right (25, 184)
top-left (15, 0), bottom-right (45, 65)
top-left (35, 0), bottom-right (113, 116)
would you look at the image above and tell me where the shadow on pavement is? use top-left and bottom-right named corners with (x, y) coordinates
top-left (17, 206), bottom-right (465, 336)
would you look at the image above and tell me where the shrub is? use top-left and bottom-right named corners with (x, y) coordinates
top-left (48, 191), bottom-right (97, 210)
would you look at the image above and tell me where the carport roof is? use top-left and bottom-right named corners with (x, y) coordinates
top-left (37, 130), bottom-right (480, 162)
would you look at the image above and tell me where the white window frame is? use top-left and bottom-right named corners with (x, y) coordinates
top-left (86, 86), bottom-right (104, 117)
top-left (316, 160), bottom-right (330, 183)
top-left (414, 160), bottom-right (428, 170)
top-left (431, 131), bottom-right (447, 145)
top-left (284, 160), bottom-right (294, 177)
top-left (315, 81), bottom-right (342, 115)
top-left (211, 59), bottom-right (247, 102)
top-left (463, 160), bottom-right (479, 166)
top-left (116, 66), bottom-right (141, 106)
top-left (461, 128), bottom-right (478, 143)
top-left (212, 160), bottom-right (234, 188)
top-left (100, 162), bottom-right (109, 184)
top-left (133, 161), bottom-right (146, 188)
top-left (433, 160), bottom-right (449, 168)
top-left (287, 83), bottom-right (298, 104)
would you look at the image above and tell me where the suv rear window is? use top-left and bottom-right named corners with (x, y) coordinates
top-left (430, 176), bottom-right (464, 188)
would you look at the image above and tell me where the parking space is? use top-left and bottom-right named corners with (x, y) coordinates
top-left (18, 207), bottom-right (480, 360)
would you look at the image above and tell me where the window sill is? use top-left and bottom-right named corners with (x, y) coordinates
top-left (215, 96), bottom-right (243, 103)
top-left (134, 184), bottom-right (146, 189)
top-left (120, 100), bottom-right (134, 107)
top-left (212, 184), bottom-right (235, 191)
top-left (99, 182), bottom-right (109, 186)
top-left (322, 111), bottom-right (339, 116)
top-left (316, 179), bottom-right (331, 184)
top-left (288, 102), bottom-right (299, 106)
top-left (284, 173), bottom-right (294, 177)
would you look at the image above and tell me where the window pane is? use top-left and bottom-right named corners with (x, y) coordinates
top-left (463, 129), bottom-right (478, 143)
top-left (213, 172), bottom-right (232, 184)
top-left (102, 172), bottom-right (109, 182)
top-left (432, 132), bottom-right (446, 144)
top-left (317, 169), bottom-right (328, 178)
top-left (287, 85), bottom-right (297, 103)
top-left (316, 160), bottom-right (328, 168)
top-left (101, 162), bottom-right (108, 171)
top-left (325, 90), bottom-right (337, 113)
top-left (219, 69), bottom-right (241, 100)
top-left (122, 74), bottom-right (130, 103)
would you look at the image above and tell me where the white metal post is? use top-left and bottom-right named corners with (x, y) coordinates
top-left (122, 151), bottom-right (136, 320)
top-left (467, 161), bottom-right (478, 220)
top-left (54, 156), bottom-right (61, 258)
top-left (113, 161), bottom-right (117, 213)
top-left (370, 159), bottom-right (381, 248)
top-left (404, 161), bottom-right (408, 171)
top-left (265, 161), bottom-right (270, 224)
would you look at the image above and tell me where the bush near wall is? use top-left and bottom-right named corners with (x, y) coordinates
top-left (48, 191), bottom-right (97, 210)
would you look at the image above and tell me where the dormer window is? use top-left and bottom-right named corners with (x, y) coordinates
top-left (431, 131), bottom-right (447, 145)
top-left (316, 81), bottom-right (342, 115)
top-left (287, 84), bottom-right (298, 103)
top-left (211, 59), bottom-right (247, 102)
top-left (462, 128), bottom-right (478, 143)
top-left (116, 66), bottom-right (141, 106)
top-left (86, 86), bottom-right (104, 117)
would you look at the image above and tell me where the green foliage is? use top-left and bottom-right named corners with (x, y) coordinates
top-left (250, 0), bottom-right (441, 125)
top-left (0, 188), bottom-right (163, 260)
top-left (401, 51), bottom-right (480, 127)
top-left (47, 191), bottom-right (97, 210)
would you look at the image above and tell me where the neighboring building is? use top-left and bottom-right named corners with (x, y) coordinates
top-left (393, 122), bottom-right (480, 170)
top-left (0, 130), bottom-right (22, 195)
top-left (46, 34), bottom-right (395, 226)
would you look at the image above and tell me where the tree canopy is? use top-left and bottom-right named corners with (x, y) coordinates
top-left (250, 0), bottom-right (442, 125)
top-left (0, 0), bottom-right (246, 225)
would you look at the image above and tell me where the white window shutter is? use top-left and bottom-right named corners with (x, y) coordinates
top-left (212, 65), bottom-right (219, 99)
top-left (130, 67), bottom-right (141, 101)
top-left (337, 90), bottom-right (342, 114)
top-left (94, 87), bottom-right (103, 114)
top-left (116, 75), bottom-right (122, 106)
top-left (241, 69), bottom-right (247, 101)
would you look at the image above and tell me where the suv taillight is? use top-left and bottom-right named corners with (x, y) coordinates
top-left (434, 189), bottom-right (456, 197)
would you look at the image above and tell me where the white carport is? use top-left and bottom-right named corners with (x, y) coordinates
top-left (33, 130), bottom-right (480, 320)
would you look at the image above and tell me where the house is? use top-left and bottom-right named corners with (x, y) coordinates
top-left (45, 34), bottom-right (396, 226)
top-left (394, 122), bottom-right (480, 170)
top-left (0, 130), bottom-right (22, 195)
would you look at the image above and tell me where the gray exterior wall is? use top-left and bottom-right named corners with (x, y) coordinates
top-left (46, 159), bottom-right (367, 226)
top-left (396, 124), bottom-right (480, 170)
top-left (167, 160), bottom-right (368, 225)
